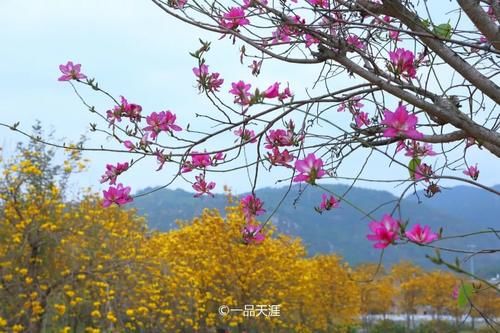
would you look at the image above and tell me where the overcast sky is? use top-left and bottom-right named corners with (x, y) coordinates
top-left (1, 0), bottom-right (498, 197)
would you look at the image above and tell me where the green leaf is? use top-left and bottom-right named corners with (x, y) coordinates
top-left (421, 19), bottom-right (431, 29)
top-left (457, 283), bottom-right (473, 308)
top-left (433, 22), bottom-right (453, 39)
top-left (408, 158), bottom-right (421, 180)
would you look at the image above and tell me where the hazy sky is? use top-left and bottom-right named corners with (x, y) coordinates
top-left (1, 0), bottom-right (498, 197)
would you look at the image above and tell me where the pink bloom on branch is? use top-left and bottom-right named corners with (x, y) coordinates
top-left (304, 34), bottom-right (320, 48)
top-left (220, 7), bottom-right (250, 30)
top-left (144, 111), bottom-right (181, 140)
top-left (242, 223), bottom-right (265, 244)
top-left (306, 0), bottom-right (329, 9)
top-left (229, 80), bottom-right (252, 105)
top-left (346, 35), bottom-right (365, 50)
top-left (234, 127), bottom-right (257, 143)
top-left (388, 48), bottom-right (417, 78)
top-left (241, 194), bottom-right (265, 222)
top-left (193, 64), bottom-right (224, 92)
top-left (123, 140), bottom-right (135, 151)
top-left (316, 193), bottom-right (339, 213)
top-left (381, 104), bottom-right (423, 139)
top-left (267, 147), bottom-right (294, 168)
top-left (58, 61), bottom-right (87, 81)
top-left (192, 174), bottom-right (216, 197)
top-left (414, 163), bottom-right (433, 182)
top-left (263, 82), bottom-right (280, 98)
top-left (366, 214), bottom-right (400, 249)
top-left (404, 140), bottom-right (436, 158)
top-left (463, 164), bottom-right (479, 180)
top-left (278, 86), bottom-right (293, 101)
top-left (102, 183), bottom-right (133, 207)
top-left (107, 96), bottom-right (142, 124)
top-left (405, 224), bottom-right (438, 244)
top-left (100, 162), bottom-right (129, 185)
top-left (293, 153), bottom-right (326, 184)
top-left (355, 112), bottom-right (371, 127)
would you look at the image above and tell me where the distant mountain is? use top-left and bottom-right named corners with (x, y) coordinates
top-left (132, 184), bottom-right (500, 277)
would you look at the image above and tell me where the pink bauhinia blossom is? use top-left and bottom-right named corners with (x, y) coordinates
top-left (249, 60), bottom-right (262, 76)
top-left (278, 86), bottom-right (293, 101)
top-left (242, 223), bottom-right (265, 244)
top-left (182, 151), bottom-right (224, 173)
top-left (219, 7), bottom-right (250, 30)
top-left (355, 112), bottom-right (371, 127)
top-left (193, 64), bottom-right (224, 92)
top-left (229, 80), bottom-right (252, 105)
top-left (263, 82), bottom-right (280, 98)
top-left (404, 140), bottom-right (436, 158)
top-left (381, 104), bottom-right (423, 139)
top-left (100, 162), bottom-right (129, 185)
top-left (267, 147), bottom-right (294, 167)
top-left (123, 140), bottom-right (135, 151)
top-left (234, 127), bottom-right (257, 143)
top-left (304, 33), bottom-right (320, 48)
top-left (241, 194), bottom-right (265, 221)
top-left (346, 35), bottom-right (366, 50)
top-left (405, 224), bottom-right (438, 244)
top-left (388, 48), bottom-right (417, 78)
top-left (293, 153), bottom-right (326, 184)
top-left (58, 61), bottom-right (87, 81)
top-left (414, 163), bottom-right (433, 182)
top-left (366, 214), bottom-right (400, 249)
top-left (106, 96), bottom-right (142, 124)
top-left (316, 193), bottom-right (339, 213)
top-left (463, 163), bottom-right (479, 180)
top-left (102, 183), bottom-right (133, 207)
top-left (306, 0), bottom-right (329, 9)
top-left (144, 111), bottom-right (181, 140)
top-left (192, 174), bottom-right (216, 197)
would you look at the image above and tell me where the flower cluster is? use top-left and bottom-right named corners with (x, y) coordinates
top-left (193, 64), bottom-right (224, 93)
top-left (106, 96), bottom-right (143, 125)
top-left (388, 48), bottom-right (417, 78)
top-left (144, 111), bottom-right (182, 140)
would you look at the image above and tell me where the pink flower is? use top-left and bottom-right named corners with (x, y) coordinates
top-left (102, 183), bottom-right (133, 207)
top-left (264, 129), bottom-right (295, 149)
top-left (414, 163), bottom-right (433, 182)
top-left (241, 194), bottom-right (265, 221)
top-left (100, 162), bottom-right (129, 185)
top-left (143, 111), bottom-right (181, 140)
top-left (405, 224), bottom-right (438, 244)
top-left (293, 153), bottom-right (326, 184)
top-left (181, 151), bottom-right (224, 173)
top-left (389, 29), bottom-right (401, 41)
top-left (463, 164), bottom-right (479, 180)
top-left (346, 35), bottom-right (365, 50)
top-left (306, 0), bottom-right (329, 8)
top-left (338, 96), bottom-right (364, 113)
top-left (242, 0), bottom-right (268, 9)
top-left (58, 61), bottom-right (87, 81)
top-left (242, 223), bottom-right (265, 244)
top-left (278, 86), bottom-right (293, 101)
top-left (220, 7), bottom-right (250, 30)
top-left (229, 80), bottom-right (252, 105)
top-left (381, 104), bottom-right (423, 139)
top-left (465, 137), bottom-right (476, 148)
top-left (316, 193), bottom-right (339, 213)
top-left (355, 112), bottom-right (371, 127)
top-left (192, 174), bottom-right (216, 197)
top-left (267, 147), bottom-right (294, 167)
top-left (304, 34), bottom-right (320, 48)
top-left (388, 48), bottom-right (417, 78)
top-left (154, 149), bottom-right (169, 171)
top-left (234, 127), bottom-right (257, 143)
top-left (123, 140), bottom-right (135, 151)
top-left (263, 82), bottom-right (280, 98)
top-left (193, 64), bottom-right (224, 92)
top-left (404, 140), bottom-right (436, 158)
top-left (106, 96), bottom-right (142, 124)
top-left (366, 214), bottom-right (400, 249)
